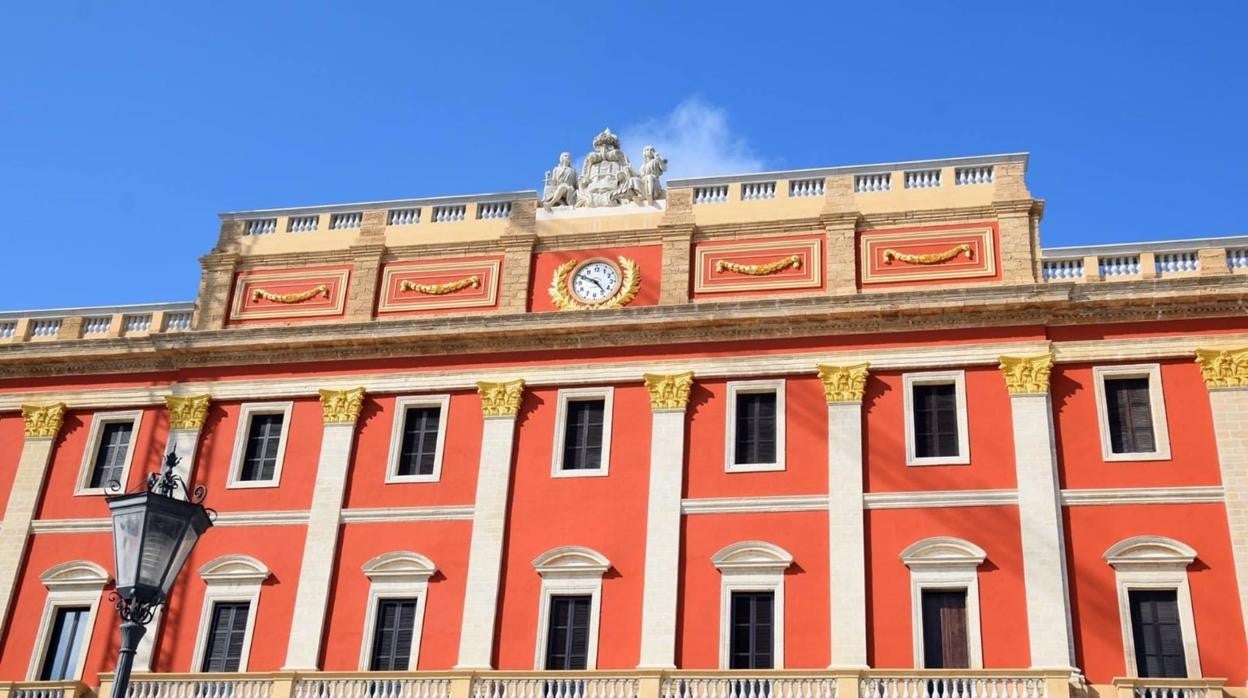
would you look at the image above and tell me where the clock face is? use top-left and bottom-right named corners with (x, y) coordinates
top-left (569, 259), bottom-right (622, 304)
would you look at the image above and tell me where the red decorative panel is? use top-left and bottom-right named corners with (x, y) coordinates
top-left (376, 256), bottom-right (502, 315)
top-left (228, 267), bottom-right (350, 323)
top-left (693, 235), bottom-right (823, 297)
top-left (859, 222), bottom-right (998, 285)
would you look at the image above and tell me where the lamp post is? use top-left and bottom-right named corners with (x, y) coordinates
top-left (105, 449), bottom-right (213, 698)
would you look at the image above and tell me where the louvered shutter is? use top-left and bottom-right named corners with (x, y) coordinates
top-left (1129, 590), bottom-right (1187, 678)
top-left (921, 590), bottom-right (969, 669)
top-left (913, 384), bottom-right (959, 458)
top-left (398, 407), bottom-right (441, 476)
top-left (545, 595), bottom-right (592, 669)
top-left (370, 599), bottom-right (418, 670)
top-left (735, 393), bottom-right (777, 465)
top-left (729, 591), bottom-right (774, 669)
top-left (89, 422), bottom-right (133, 488)
top-left (1106, 378), bottom-right (1156, 454)
top-left (202, 602), bottom-right (250, 672)
top-left (562, 401), bottom-right (605, 471)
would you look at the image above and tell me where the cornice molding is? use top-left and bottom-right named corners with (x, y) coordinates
top-left (863, 489), bottom-right (1018, 510)
top-left (340, 505), bottom-right (475, 523)
top-left (29, 505), bottom-right (476, 533)
top-left (1060, 486), bottom-right (1224, 506)
top-left (681, 494), bottom-right (828, 515)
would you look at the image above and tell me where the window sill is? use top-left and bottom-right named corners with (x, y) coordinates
top-left (552, 468), bottom-right (609, 479)
top-left (726, 462), bottom-right (786, 473)
top-left (906, 456), bottom-right (971, 467)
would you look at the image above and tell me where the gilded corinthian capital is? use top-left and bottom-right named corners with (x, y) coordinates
top-left (319, 387), bottom-right (366, 424)
top-left (816, 363), bottom-right (870, 404)
top-left (643, 371), bottom-right (694, 411)
top-left (22, 403), bottom-right (66, 439)
top-left (1195, 347), bottom-right (1248, 389)
top-left (998, 354), bottom-right (1054, 395)
top-left (165, 394), bottom-right (211, 431)
top-left (476, 379), bottom-right (525, 417)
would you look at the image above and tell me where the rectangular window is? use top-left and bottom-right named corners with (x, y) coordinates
top-left (201, 602), bottom-right (250, 672)
top-left (38, 606), bottom-right (90, 681)
top-left (562, 400), bottom-right (605, 471)
top-left (369, 598), bottom-right (418, 671)
top-left (1105, 378), bottom-right (1156, 454)
top-left (1129, 589), bottom-right (1187, 678)
top-left (88, 422), bottom-right (134, 489)
top-left (912, 384), bottom-right (959, 459)
top-left (921, 589), bottom-right (970, 669)
top-left (734, 392), bottom-right (777, 466)
top-left (240, 413), bottom-right (284, 482)
top-left (396, 407), bottom-right (441, 477)
top-left (544, 595), bottom-right (592, 670)
top-left (729, 591), bottom-right (774, 669)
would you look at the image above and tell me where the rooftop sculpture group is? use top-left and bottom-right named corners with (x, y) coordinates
top-left (541, 128), bottom-right (668, 211)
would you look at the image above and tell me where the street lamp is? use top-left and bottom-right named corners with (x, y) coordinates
top-left (106, 449), bottom-right (213, 698)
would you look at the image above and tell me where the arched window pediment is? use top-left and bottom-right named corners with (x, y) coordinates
top-left (1104, 535), bottom-right (1197, 569)
top-left (198, 554), bottom-right (271, 584)
top-left (900, 536), bottom-right (987, 568)
top-left (41, 560), bottom-right (110, 590)
top-left (532, 546), bottom-right (611, 577)
top-left (362, 550), bottom-right (437, 582)
top-left (711, 540), bottom-right (794, 574)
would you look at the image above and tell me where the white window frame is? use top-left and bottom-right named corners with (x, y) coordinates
top-left (900, 536), bottom-right (986, 669)
top-left (358, 551), bottom-right (436, 670)
top-left (74, 410), bottom-right (144, 495)
top-left (532, 546), bottom-right (611, 669)
top-left (190, 554), bottom-right (270, 673)
top-left (385, 395), bottom-right (451, 483)
top-left (27, 561), bottom-right (110, 681)
top-left (725, 379), bottom-right (787, 473)
top-left (1104, 536), bottom-right (1202, 678)
top-left (903, 371), bottom-right (971, 466)
top-left (1092, 364), bottom-right (1172, 462)
top-left (712, 540), bottom-right (793, 669)
top-left (551, 387), bottom-right (614, 478)
top-left (226, 402), bottom-right (294, 488)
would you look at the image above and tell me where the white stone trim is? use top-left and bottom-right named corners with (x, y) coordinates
top-left (1104, 536), bottom-right (1202, 678)
top-left (551, 387), bottom-right (614, 478)
top-left (725, 379), bottom-right (786, 473)
top-left (190, 554), bottom-right (270, 672)
top-left (74, 410), bottom-right (144, 495)
top-left (385, 395), bottom-right (451, 484)
top-left (865, 489), bottom-right (1016, 509)
top-left (27, 561), bottom-right (109, 681)
top-left (341, 505), bottom-right (475, 523)
top-left (226, 401), bottom-right (294, 488)
top-left (30, 506), bottom-right (480, 534)
top-left (712, 540), bottom-right (793, 669)
top-left (531, 546), bottom-right (610, 670)
top-left (900, 537), bottom-right (986, 669)
top-left (902, 371), bottom-right (970, 466)
top-left (683, 494), bottom-right (828, 515)
top-left (1062, 486), bottom-right (1224, 506)
top-left (1092, 364), bottom-right (1172, 462)
top-left (357, 551), bottom-right (436, 671)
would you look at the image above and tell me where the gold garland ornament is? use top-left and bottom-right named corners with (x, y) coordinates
top-left (549, 257), bottom-right (641, 311)
top-left (715, 254), bottom-right (802, 276)
top-left (883, 244), bottom-right (973, 265)
top-left (400, 276), bottom-right (481, 295)
top-left (251, 284), bottom-right (329, 304)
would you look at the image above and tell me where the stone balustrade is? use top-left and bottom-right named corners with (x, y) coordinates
top-left (0, 682), bottom-right (91, 698)
top-left (227, 192), bottom-right (530, 239)
top-left (1042, 236), bottom-right (1248, 283)
top-left (77, 670), bottom-right (1090, 698)
top-left (0, 302), bottom-right (195, 345)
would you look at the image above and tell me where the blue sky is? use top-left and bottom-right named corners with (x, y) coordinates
top-left (1, 2), bottom-right (1245, 310)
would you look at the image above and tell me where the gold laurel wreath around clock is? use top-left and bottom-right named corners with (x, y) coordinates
top-left (549, 256), bottom-right (641, 311)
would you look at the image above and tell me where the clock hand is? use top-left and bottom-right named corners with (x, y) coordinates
top-left (584, 276), bottom-right (606, 291)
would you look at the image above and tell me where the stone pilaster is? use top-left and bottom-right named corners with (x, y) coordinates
top-left (1195, 347), bottom-right (1248, 647)
top-left (817, 363), bottom-right (870, 667)
top-left (637, 371), bottom-right (694, 668)
top-left (195, 251), bottom-right (241, 330)
top-left (456, 379), bottom-right (525, 669)
top-left (499, 201), bottom-right (538, 315)
top-left (820, 175), bottom-right (860, 295)
top-left (282, 387), bottom-right (365, 670)
top-left (999, 354), bottom-right (1075, 669)
top-left (1198, 248), bottom-right (1230, 276)
top-left (342, 211), bottom-right (388, 322)
top-left (658, 190), bottom-right (695, 305)
top-left (0, 403), bottom-right (66, 638)
top-left (992, 162), bottom-right (1043, 285)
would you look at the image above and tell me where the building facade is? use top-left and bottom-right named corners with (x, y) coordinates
top-left (1, 142), bottom-right (1246, 698)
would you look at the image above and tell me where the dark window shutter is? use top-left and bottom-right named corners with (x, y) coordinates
top-left (370, 599), bottom-right (418, 670)
top-left (913, 384), bottom-right (959, 459)
top-left (1105, 378), bottom-right (1156, 454)
top-left (729, 591), bottom-right (774, 669)
top-left (397, 407), bottom-right (442, 476)
top-left (562, 400), bottom-right (605, 471)
top-left (1129, 590), bottom-right (1187, 678)
top-left (734, 392), bottom-right (778, 465)
top-left (39, 606), bottom-right (91, 680)
top-left (921, 590), bottom-right (969, 669)
top-left (89, 421), bottom-right (134, 488)
top-left (545, 595), bottom-right (592, 669)
top-left (241, 413), bottom-right (284, 481)
top-left (202, 602), bottom-right (250, 672)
